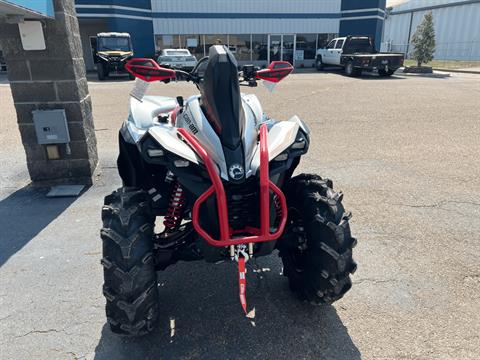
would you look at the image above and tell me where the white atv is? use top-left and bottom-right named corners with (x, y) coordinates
top-left (101, 45), bottom-right (357, 336)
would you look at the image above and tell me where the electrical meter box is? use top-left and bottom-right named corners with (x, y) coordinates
top-left (32, 109), bottom-right (70, 145)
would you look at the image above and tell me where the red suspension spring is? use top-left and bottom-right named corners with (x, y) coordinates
top-left (163, 181), bottom-right (186, 232)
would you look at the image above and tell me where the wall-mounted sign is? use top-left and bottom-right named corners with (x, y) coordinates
top-left (18, 21), bottom-right (46, 50)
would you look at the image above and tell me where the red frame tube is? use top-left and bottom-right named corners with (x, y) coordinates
top-left (177, 124), bottom-right (287, 247)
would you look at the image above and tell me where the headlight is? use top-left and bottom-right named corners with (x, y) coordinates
top-left (147, 149), bottom-right (164, 157)
top-left (174, 159), bottom-right (189, 167)
top-left (291, 138), bottom-right (306, 149)
top-left (274, 153), bottom-right (288, 161)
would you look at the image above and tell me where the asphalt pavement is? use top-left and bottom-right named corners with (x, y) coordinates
top-left (0, 69), bottom-right (479, 359)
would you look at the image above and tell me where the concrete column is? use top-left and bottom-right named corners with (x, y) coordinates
top-left (0, 0), bottom-right (98, 185)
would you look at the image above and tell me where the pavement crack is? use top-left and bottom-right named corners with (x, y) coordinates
top-left (13, 320), bottom-right (93, 340)
top-left (0, 314), bottom-right (12, 322)
top-left (17, 328), bottom-right (63, 338)
top-left (390, 200), bottom-right (480, 209)
top-left (354, 278), bottom-right (397, 285)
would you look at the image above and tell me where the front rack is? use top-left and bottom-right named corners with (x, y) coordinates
top-left (177, 124), bottom-right (287, 247)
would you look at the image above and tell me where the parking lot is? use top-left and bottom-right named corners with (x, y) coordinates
top-left (1, 70), bottom-right (479, 359)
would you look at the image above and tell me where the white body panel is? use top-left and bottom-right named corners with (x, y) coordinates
top-left (149, 125), bottom-right (200, 165)
top-left (124, 92), bottom-right (308, 179)
top-left (176, 96), bottom-right (229, 179)
top-left (250, 116), bottom-right (301, 174)
top-left (129, 96), bottom-right (177, 129)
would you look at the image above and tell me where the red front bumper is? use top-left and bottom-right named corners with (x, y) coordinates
top-left (177, 124), bottom-right (287, 247)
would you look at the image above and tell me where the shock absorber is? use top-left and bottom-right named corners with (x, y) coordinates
top-left (163, 181), bottom-right (186, 232)
top-left (273, 194), bottom-right (283, 226)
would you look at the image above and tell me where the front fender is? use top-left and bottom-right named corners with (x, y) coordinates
top-left (250, 115), bottom-right (309, 175)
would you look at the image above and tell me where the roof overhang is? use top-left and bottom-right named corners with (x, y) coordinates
top-left (0, 0), bottom-right (54, 20)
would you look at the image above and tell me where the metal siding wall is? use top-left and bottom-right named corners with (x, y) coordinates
top-left (389, 0), bottom-right (475, 12)
top-left (152, 0), bottom-right (341, 34)
top-left (384, 2), bottom-right (480, 59)
top-left (151, 0), bottom-right (341, 13)
top-left (154, 18), bottom-right (340, 35)
top-left (383, 13), bottom-right (411, 44)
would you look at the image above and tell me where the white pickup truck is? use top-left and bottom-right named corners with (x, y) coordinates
top-left (316, 36), bottom-right (404, 76)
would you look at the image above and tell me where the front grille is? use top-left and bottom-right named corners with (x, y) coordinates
top-left (225, 179), bottom-right (260, 230)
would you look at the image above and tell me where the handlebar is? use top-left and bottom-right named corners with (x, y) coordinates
top-left (170, 65), bottom-right (260, 88)
top-left (126, 57), bottom-right (292, 86)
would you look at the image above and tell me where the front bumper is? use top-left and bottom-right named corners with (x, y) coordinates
top-left (177, 124), bottom-right (288, 247)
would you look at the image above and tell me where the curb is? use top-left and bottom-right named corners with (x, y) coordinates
top-left (433, 68), bottom-right (480, 75)
top-left (398, 68), bottom-right (450, 78)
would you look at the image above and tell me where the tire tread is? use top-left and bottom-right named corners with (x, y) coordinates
top-left (101, 187), bottom-right (158, 336)
top-left (279, 174), bottom-right (356, 305)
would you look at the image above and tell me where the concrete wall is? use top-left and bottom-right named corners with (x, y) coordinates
top-left (0, 0), bottom-right (98, 184)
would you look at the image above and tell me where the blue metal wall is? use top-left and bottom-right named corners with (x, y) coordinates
top-left (75, 0), bottom-right (155, 57)
top-left (340, 0), bottom-right (386, 50)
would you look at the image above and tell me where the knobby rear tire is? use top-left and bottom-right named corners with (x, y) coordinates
top-left (100, 187), bottom-right (159, 336)
top-left (279, 174), bottom-right (357, 304)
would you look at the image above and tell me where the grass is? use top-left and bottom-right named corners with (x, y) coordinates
top-left (403, 59), bottom-right (480, 70)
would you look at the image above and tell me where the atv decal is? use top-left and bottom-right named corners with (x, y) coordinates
top-left (182, 112), bottom-right (199, 135)
top-left (228, 164), bottom-right (244, 180)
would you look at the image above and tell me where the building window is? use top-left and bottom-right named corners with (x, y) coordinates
top-left (296, 34), bottom-right (317, 60)
top-left (204, 35), bottom-right (228, 52)
top-left (180, 34), bottom-right (205, 59)
top-left (228, 34), bottom-right (252, 61)
top-left (155, 35), bottom-right (181, 51)
top-left (252, 34), bottom-right (268, 61)
top-left (317, 33), bottom-right (338, 49)
top-left (317, 34), bottom-right (329, 49)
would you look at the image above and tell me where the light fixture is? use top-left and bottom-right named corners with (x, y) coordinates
top-left (147, 149), bottom-right (164, 157)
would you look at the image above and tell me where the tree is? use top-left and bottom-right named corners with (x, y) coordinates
top-left (411, 12), bottom-right (436, 67)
